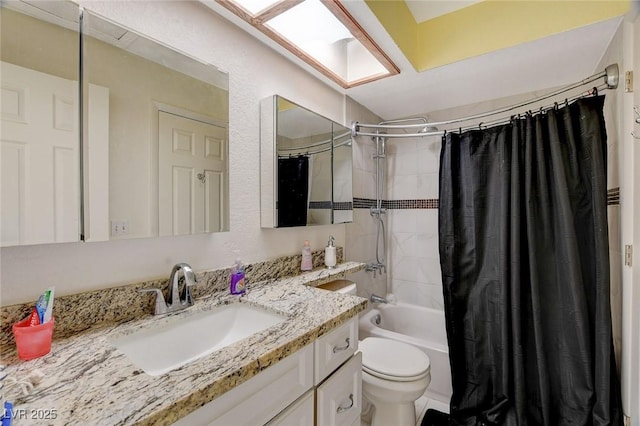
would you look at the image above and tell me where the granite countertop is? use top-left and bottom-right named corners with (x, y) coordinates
top-left (2, 262), bottom-right (367, 425)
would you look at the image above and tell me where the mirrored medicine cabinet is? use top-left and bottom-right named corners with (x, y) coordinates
top-left (0, 0), bottom-right (230, 247)
top-left (260, 95), bottom-right (353, 228)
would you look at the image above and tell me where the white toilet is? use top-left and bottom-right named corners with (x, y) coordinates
top-left (318, 280), bottom-right (432, 426)
top-left (360, 337), bottom-right (431, 426)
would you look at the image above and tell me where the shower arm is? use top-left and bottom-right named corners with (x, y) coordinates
top-left (351, 64), bottom-right (619, 138)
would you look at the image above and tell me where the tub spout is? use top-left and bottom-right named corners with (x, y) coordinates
top-left (370, 294), bottom-right (389, 304)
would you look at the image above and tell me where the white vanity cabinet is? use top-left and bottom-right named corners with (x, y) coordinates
top-left (173, 317), bottom-right (361, 426)
top-left (316, 352), bottom-right (362, 426)
top-left (314, 315), bottom-right (358, 384)
top-left (266, 391), bottom-right (315, 426)
top-left (314, 316), bottom-right (362, 426)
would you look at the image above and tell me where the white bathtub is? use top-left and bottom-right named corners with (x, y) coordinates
top-left (359, 302), bottom-right (453, 403)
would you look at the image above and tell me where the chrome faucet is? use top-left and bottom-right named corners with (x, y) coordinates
top-left (369, 294), bottom-right (389, 304)
top-left (365, 261), bottom-right (386, 278)
top-left (139, 263), bottom-right (198, 315)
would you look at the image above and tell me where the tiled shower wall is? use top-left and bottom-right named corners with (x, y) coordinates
top-left (345, 93), bottom-right (444, 307)
top-left (383, 136), bottom-right (443, 308)
top-left (347, 133), bottom-right (444, 310)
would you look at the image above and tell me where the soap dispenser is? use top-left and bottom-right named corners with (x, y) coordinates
top-left (301, 240), bottom-right (313, 271)
top-left (230, 258), bottom-right (246, 295)
top-left (325, 236), bottom-right (336, 269)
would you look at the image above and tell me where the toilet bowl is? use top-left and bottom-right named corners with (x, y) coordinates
top-left (318, 280), bottom-right (432, 426)
top-left (360, 337), bottom-right (431, 426)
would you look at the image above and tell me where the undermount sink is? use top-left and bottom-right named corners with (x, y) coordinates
top-left (109, 303), bottom-right (286, 376)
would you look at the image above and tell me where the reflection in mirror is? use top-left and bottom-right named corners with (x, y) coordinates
top-left (265, 96), bottom-right (352, 228)
top-left (1, 1), bottom-right (81, 247)
top-left (82, 11), bottom-right (230, 240)
top-left (276, 98), bottom-right (332, 226)
top-left (332, 126), bottom-right (353, 225)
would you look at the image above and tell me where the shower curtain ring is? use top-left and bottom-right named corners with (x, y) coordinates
top-left (592, 86), bottom-right (598, 96)
top-left (478, 122), bottom-right (483, 130)
top-left (554, 102), bottom-right (559, 110)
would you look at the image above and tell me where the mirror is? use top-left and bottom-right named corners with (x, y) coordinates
top-left (0, 2), bottom-right (230, 246)
top-left (1, 1), bottom-right (81, 246)
top-left (82, 11), bottom-right (229, 240)
top-left (260, 96), bottom-right (353, 228)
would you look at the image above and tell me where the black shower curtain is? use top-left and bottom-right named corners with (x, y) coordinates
top-left (278, 156), bottom-right (309, 227)
top-left (438, 96), bottom-right (622, 425)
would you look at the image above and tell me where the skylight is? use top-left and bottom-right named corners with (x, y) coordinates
top-left (232, 0), bottom-right (280, 15)
top-left (217, 0), bottom-right (398, 88)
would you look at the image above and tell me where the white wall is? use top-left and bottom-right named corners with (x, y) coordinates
top-left (0, 1), bottom-right (355, 305)
top-left (632, 15), bottom-right (640, 422)
top-left (620, 11), bottom-right (640, 424)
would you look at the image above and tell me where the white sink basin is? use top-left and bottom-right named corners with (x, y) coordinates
top-left (109, 303), bottom-right (286, 376)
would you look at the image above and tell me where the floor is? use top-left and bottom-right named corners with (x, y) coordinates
top-left (360, 393), bottom-right (450, 426)
top-left (415, 395), bottom-right (450, 425)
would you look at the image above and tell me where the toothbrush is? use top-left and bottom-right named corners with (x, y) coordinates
top-left (43, 287), bottom-right (55, 323)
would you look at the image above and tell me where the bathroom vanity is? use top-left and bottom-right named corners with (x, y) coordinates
top-left (1, 263), bottom-right (366, 425)
top-left (174, 317), bottom-right (361, 425)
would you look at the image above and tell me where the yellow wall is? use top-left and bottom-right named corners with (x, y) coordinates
top-left (366, 0), bottom-right (630, 71)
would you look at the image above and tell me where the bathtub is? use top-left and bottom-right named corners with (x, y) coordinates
top-left (359, 302), bottom-right (453, 403)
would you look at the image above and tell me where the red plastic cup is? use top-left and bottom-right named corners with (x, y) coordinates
top-left (12, 317), bottom-right (55, 360)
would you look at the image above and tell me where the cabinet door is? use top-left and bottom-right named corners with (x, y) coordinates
top-left (266, 390), bottom-right (314, 426)
top-left (316, 352), bottom-right (362, 426)
top-left (173, 345), bottom-right (313, 426)
top-left (315, 318), bottom-right (358, 384)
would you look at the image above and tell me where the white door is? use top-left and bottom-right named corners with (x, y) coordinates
top-left (158, 111), bottom-right (227, 236)
top-left (1, 61), bottom-right (79, 246)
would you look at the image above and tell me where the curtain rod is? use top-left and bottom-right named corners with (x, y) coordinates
top-left (278, 130), bottom-right (351, 152)
top-left (351, 64), bottom-right (619, 139)
top-left (278, 139), bottom-right (352, 158)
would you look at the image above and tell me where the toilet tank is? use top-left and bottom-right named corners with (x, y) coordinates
top-left (317, 279), bottom-right (357, 295)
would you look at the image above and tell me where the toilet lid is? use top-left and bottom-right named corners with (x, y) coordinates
top-left (360, 337), bottom-right (430, 381)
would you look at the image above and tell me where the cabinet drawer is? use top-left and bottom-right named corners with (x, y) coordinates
top-left (316, 352), bottom-right (362, 426)
top-left (314, 318), bottom-right (358, 384)
top-left (266, 390), bottom-right (314, 426)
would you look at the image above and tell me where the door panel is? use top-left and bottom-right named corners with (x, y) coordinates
top-left (1, 62), bottom-right (79, 246)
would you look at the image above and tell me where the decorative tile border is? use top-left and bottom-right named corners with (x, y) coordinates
top-left (353, 197), bottom-right (439, 209)
top-left (356, 189), bottom-right (619, 209)
top-left (608, 187), bottom-right (619, 206)
top-left (333, 201), bottom-right (353, 210)
top-left (276, 201), bottom-right (353, 210)
top-left (385, 199), bottom-right (439, 209)
top-left (309, 201), bottom-right (332, 209)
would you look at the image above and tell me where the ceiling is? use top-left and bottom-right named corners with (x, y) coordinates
top-left (404, 0), bottom-right (482, 23)
top-left (204, 0), bottom-right (626, 121)
top-left (343, 0), bottom-right (623, 119)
